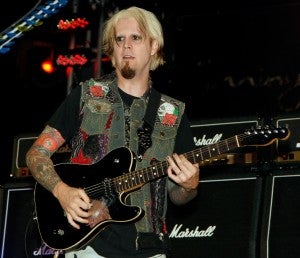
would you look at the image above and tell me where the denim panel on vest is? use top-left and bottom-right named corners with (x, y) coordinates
top-left (81, 97), bottom-right (113, 135)
top-left (130, 94), bottom-right (185, 233)
top-left (79, 78), bottom-right (126, 156)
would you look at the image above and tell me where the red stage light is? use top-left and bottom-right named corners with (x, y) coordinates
top-left (41, 60), bottom-right (55, 74)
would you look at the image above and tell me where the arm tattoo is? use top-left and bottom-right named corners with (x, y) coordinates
top-left (26, 126), bottom-right (65, 193)
top-left (168, 184), bottom-right (198, 206)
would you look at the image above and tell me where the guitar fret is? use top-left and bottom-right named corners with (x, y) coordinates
top-left (132, 174), bottom-right (138, 186)
top-left (147, 167), bottom-right (154, 181)
top-left (144, 168), bottom-right (150, 182)
top-left (192, 151), bottom-right (199, 163)
top-left (152, 166), bottom-right (158, 179)
top-left (207, 145), bottom-right (211, 157)
top-left (120, 176), bottom-right (128, 191)
top-left (128, 174), bottom-right (135, 188)
top-left (132, 172), bottom-right (138, 186)
top-left (125, 175), bottom-right (131, 190)
top-left (208, 145), bottom-right (219, 157)
top-left (227, 141), bottom-right (238, 151)
top-left (161, 162), bottom-right (166, 176)
top-left (201, 148), bottom-right (209, 160)
top-left (137, 171), bottom-right (144, 184)
top-left (156, 162), bottom-right (165, 178)
top-left (115, 179), bottom-right (122, 192)
top-left (219, 143), bottom-right (230, 154)
top-left (150, 164), bottom-right (163, 181)
top-left (122, 174), bottom-right (133, 191)
top-left (226, 139), bottom-right (230, 151)
top-left (199, 149), bottom-right (204, 161)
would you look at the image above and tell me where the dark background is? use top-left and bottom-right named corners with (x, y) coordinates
top-left (1, 0), bottom-right (300, 181)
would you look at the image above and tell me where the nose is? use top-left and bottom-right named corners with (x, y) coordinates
top-left (124, 38), bottom-right (132, 49)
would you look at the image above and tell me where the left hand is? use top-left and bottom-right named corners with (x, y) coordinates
top-left (166, 153), bottom-right (199, 190)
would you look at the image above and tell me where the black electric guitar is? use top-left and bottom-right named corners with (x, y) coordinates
top-left (34, 126), bottom-right (290, 251)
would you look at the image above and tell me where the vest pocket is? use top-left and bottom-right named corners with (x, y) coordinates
top-left (80, 99), bottom-right (112, 135)
top-left (150, 127), bottom-right (177, 158)
top-left (152, 126), bottom-right (177, 141)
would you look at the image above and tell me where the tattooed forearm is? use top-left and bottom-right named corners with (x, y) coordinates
top-left (26, 126), bottom-right (65, 193)
top-left (26, 146), bottom-right (61, 192)
top-left (168, 184), bottom-right (198, 206)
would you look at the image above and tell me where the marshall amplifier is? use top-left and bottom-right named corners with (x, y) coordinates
top-left (190, 116), bottom-right (261, 165)
top-left (10, 134), bottom-right (38, 177)
top-left (167, 164), bottom-right (262, 258)
top-left (0, 179), bottom-right (65, 258)
top-left (275, 114), bottom-right (300, 162)
top-left (260, 165), bottom-right (300, 258)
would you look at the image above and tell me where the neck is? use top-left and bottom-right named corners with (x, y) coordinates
top-left (116, 70), bottom-right (150, 97)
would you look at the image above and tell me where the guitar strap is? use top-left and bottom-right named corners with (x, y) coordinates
top-left (137, 88), bottom-right (161, 161)
top-left (136, 88), bottom-right (168, 245)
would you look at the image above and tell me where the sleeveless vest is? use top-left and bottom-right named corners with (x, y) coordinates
top-left (69, 73), bottom-right (185, 235)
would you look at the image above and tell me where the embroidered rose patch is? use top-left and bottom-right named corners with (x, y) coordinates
top-left (158, 102), bottom-right (179, 126)
top-left (89, 81), bottom-right (109, 98)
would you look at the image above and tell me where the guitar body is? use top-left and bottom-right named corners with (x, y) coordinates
top-left (34, 147), bottom-right (144, 251)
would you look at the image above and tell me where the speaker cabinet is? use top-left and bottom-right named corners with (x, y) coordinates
top-left (260, 165), bottom-right (300, 258)
top-left (0, 179), bottom-right (64, 258)
top-left (11, 134), bottom-right (37, 177)
top-left (167, 165), bottom-right (262, 258)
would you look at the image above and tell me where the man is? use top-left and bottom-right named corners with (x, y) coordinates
top-left (26, 6), bottom-right (200, 258)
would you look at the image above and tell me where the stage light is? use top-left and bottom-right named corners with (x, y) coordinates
top-left (57, 17), bottom-right (89, 30)
top-left (41, 59), bottom-right (55, 74)
top-left (56, 54), bottom-right (88, 66)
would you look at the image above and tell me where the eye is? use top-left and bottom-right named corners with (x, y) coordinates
top-left (115, 36), bottom-right (125, 43)
top-left (131, 34), bottom-right (142, 42)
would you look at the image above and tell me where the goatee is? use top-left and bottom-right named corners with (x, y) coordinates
top-left (121, 62), bottom-right (135, 79)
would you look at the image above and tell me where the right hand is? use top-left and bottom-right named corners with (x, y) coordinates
top-left (53, 181), bottom-right (92, 229)
top-left (87, 199), bottom-right (112, 228)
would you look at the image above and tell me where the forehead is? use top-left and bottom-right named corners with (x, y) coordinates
top-left (115, 17), bottom-right (141, 34)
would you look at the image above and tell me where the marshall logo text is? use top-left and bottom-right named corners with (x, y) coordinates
top-left (193, 134), bottom-right (222, 146)
top-left (169, 224), bottom-right (216, 238)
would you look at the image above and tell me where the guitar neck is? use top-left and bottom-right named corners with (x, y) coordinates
top-left (113, 135), bottom-right (240, 192)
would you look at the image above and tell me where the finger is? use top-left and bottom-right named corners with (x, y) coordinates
top-left (75, 198), bottom-right (93, 214)
top-left (168, 155), bottom-right (181, 169)
top-left (76, 207), bottom-right (91, 218)
top-left (176, 155), bottom-right (197, 175)
top-left (66, 212), bottom-right (80, 229)
top-left (67, 201), bottom-right (90, 221)
top-left (70, 209), bottom-right (90, 224)
top-left (173, 154), bottom-right (190, 172)
top-left (78, 189), bottom-right (91, 208)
